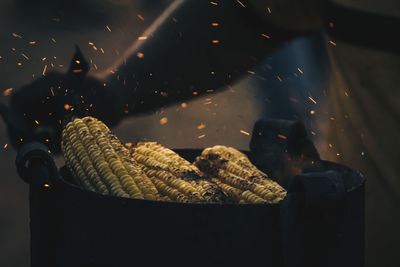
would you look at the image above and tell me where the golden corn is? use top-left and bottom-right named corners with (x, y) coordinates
top-left (61, 116), bottom-right (159, 200)
top-left (195, 145), bottom-right (286, 204)
top-left (130, 142), bottom-right (229, 203)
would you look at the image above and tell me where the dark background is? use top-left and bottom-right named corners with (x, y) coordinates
top-left (0, 0), bottom-right (399, 266)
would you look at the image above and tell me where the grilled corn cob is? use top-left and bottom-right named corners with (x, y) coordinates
top-left (195, 145), bottom-right (286, 204)
top-left (61, 116), bottom-right (159, 200)
top-left (130, 142), bottom-right (229, 203)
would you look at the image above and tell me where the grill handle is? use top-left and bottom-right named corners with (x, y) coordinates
top-left (16, 142), bottom-right (59, 187)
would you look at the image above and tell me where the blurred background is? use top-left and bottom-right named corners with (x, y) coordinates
top-left (0, 0), bottom-right (399, 266)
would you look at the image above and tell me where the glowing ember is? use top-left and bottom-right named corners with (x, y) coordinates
top-left (137, 52), bottom-right (144, 58)
top-left (211, 23), bottom-right (219, 27)
top-left (267, 7), bottom-right (272, 13)
top-left (42, 65), bottom-right (47, 76)
top-left (44, 184), bottom-right (50, 188)
top-left (308, 96), bottom-right (317, 104)
top-left (3, 88), bottom-right (13, 96)
top-left (34, 120), bottom-right (40, 125)
top-left (240, 130), bottom-right (250, 136)
top-left (277, 76), bottom-right (282, 82)
top-left (198, 134), bottom-right (206, 139)
top-left (138, 36), bottom-right (148, 40)
top-left (197, 123), bottom-right (206, 130)
top-left (21, 53), bottom-right (29, 60)
top-left (192, 91), bottom-right (198, 95)
top-left (328, 144), bottom-right (333, 148)
top-left (181, 103), bottom-right (187, 108)
top-left (247, 70), bottom-right (255, 75)
top-left (125, 142), bottom-right (133, 148)
top-left (297, 67), bottom-right (303, 74)
top-left (160, 117), bottom-right (168, 125)
top-left (236, 0), bottom-right (245, 7)
top-left (29, 41), bottom-right (36, 45)
top-left (64, 104), bottom-right (71, 110)
top-left (12, 33), bottom-right (22, 39)
top-left (212, 40), bottom-right (220, 44)
top-left (277, 134), bottom-right (287, 140)
top-left (106, 25), bottom-right (112, 32)
top-left (310, 110), bottom-right (315, 115)
top-left (137, 14), bottom-right (145, 20)
top-left (329, 40), bottom-right (336, 46)
top-left (261, 33), bottom-right (271, 39)
top-left (4, 144), bottom-right (8, 149)
top-left (210, 1), bottom-right (218, 5)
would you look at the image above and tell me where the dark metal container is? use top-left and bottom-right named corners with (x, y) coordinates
top-left (16, 143), bottom-right (365, 267)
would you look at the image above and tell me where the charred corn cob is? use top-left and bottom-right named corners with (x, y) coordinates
top-left (195, 146), bottom-right (286, 204)
top-left (130, 142), bottom-right (229, 203)
top-left (61, 116), bottom-right (159, 200)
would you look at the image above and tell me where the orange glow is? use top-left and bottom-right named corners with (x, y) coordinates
top-left (192, 91), bottom-right (198, 95)
top-left (44, 184), bottom-right (50, 188)
top-left (105, 25), bottom-right (112, 32)
top-left (261, 33), bottom-right (271, 39)
top-left (310, 110), bottom-right (315, 115)
top-left (277, 134), bottom-right (287, 140)
top-left (198, 134), bottom-right (206, 139)
top-left (308, 96), bottom-right (317, 104)
top-left (212, 40), bottom-right (220, 44)
top-left (137, 52), bottom-right (144, 58)
top-left (137, 14), bottom-right (145, 21)
top-left (64, 104), bottom-right (71, 110)
top-left (138, 36), bottom-right (148, 40)
top-left (4, 144), bottom-right (8, 149)
top-left (329, 40), bottom-right (337, 46)
top-left (160, 117), bottom-right (168, 125)
top-left (34, 120), bottom-right (40, 125)
top-left (125, 142), bottom-right (133, 148)
top-left (42, 65), bottom-right (47, 76)
top-left (197, 123), bottom-right (206, 130)
top-left (181, 103), bottom-right (187, 108)
top-left (211, 23), bottom-right (219, 27)
top-left (240, 130), bottom-right (250, 136)
top-left (3, 88), bottom-right (13, 96)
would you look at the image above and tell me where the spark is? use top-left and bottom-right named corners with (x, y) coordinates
top-left (44, 184), bottom-right (50, 188)
top-left (197, 123), bottom-right (206, 130)
top-left (42, 57), bottom-right (46, 61)
top-left (64, 104), bottom-right (71, 110)
top-left (236, 0), bottom-right (245, 7)
top-left (17, 62), bottom-right (22, 66)
top-left (34, 120), bottom-right (39, 125)
top-left (211, 23), bottom-right (219, 27)
top-left (247, 70), bottom-right (255, 75)
top-left (297, 67), bottom-right (303, 74)
top-left (181, 103), bottom-right (187, 108)
top-left (4, 144), bottom-right (8, 149)
top-left (198, 134), bottom-right (206, 139)
top-left (160, 117), bottom-right (168, 125)
top-left (311, 131), bottom-right (316, 135)
top-left (240, 130), bottom-right (250, 136)
top-left (267, 7), bottom-right (272, 13)
top-left (137, 14), bottom-right (145, 21)
top-left (3, 88), bottom-right (13, 96)
top-left (192, 91), bottom-right (198, 95)
top-left (21, 53), bottom-right (29, 60)
top-left (125, 142), bottom-right (133, 147)
top-left (42, 65), bottom-right (47, 76)
top-left (277, 76), bottom-right (282, 82)
top-left (210, 1), bottom-right (218, 5)
top-left (261, 33), bottom-right (270, 39)
top-left (344, 91), bottom-right (349, 96)
top-left (29, 41), bottom-right (36, 45)
top-left (212, 40), bottom-right (220, 44)
top-left (308, 96), bottom-right (317, 104)
top-left (277, 134), bottom-right (287, 140)
top-left (105, 25), bottom-right (112, 32)
top-left (138, 36), bottom-right (148, 40)
top-left (310, 110), bottom-right (315, 115)
top-left (12, 33), bottom-right (23, 39)
top-left (50, 37), bottom-right (56, 44)
top-left (328, 144), bottom-right (333, 148)
top-left (88, 42), bottom-right (94, 46)
top-left (92, 46), bottom-right (98, 51)
top-left (137, 52), bottom-right (144, 58)
top-left (329, 40), bottom-right (336, 46)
